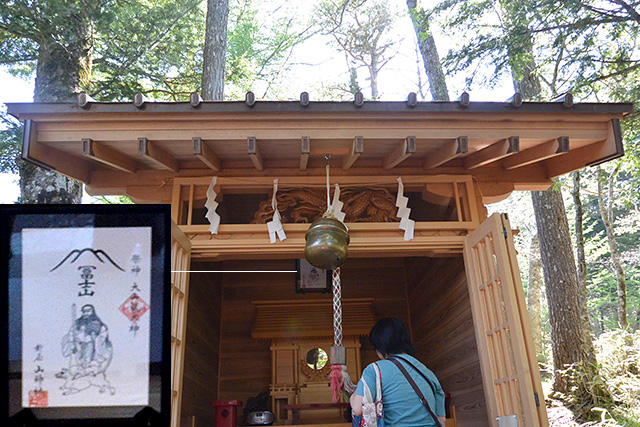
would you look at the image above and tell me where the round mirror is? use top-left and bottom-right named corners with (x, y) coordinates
top-left (305, 348), bottom-right (328, 370)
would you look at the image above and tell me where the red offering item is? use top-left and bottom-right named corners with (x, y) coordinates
top-left (210, 400), bottom-right (242, 427)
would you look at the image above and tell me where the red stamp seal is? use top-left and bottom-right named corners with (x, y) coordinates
top-left (29, 390), bottom-right (48, 407)
top-left (119, 293), bottom-right (150, 323)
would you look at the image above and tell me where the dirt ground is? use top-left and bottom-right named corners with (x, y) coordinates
top-left (547, 404), bottom-right (580, 427)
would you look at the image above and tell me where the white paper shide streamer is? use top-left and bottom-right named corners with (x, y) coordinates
top-left (267, 179), bottom-right (286, 243)
top-left (205, 176), bottom-right (220, 234)
top-left (331, 183), bottom-right (346, 223)
top-left (396, 177), bottom-right (415, 241)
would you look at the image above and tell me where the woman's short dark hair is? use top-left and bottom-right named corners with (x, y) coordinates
top-left (368, 317), bottom-right (415, 357)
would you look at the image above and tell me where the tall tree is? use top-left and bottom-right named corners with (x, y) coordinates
top-left (597, 164), bottom-right (629, 329)
top-left (202, 0), bottom-right (229, 100)
top-left (405, 0), bottom-right (449, 100)
top-left (1, 0), bottom-right (203, 202)
top-left (316, 0), bottom-right (397, 99)
top-left (526, 235), bottom-right (545, 361)
top-left (477, 0), bottom-right (609, 417)
top-left (571, 171), bottom-right (597, 358)
top-left (2, 0), bottom-right (96, 202)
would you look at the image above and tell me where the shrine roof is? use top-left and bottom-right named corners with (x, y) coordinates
top-left (5, 96), bottom-right (633, 203)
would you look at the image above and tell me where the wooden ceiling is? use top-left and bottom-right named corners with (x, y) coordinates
top-left (6, 95), bottom-right (631, 203)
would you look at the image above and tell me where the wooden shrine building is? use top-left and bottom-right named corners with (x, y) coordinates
top-left (7, 94), bottom-right (632, 427)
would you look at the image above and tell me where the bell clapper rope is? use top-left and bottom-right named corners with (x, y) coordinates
top-left (322, 153), bottom-right (351, 402)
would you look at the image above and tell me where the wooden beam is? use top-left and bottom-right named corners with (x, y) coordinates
top-left (82, 138), bottom-right (136, 173)
top-left (137, 137), bottom-right (179, 172)
top-left (463, 136), bottom-right (519, 170)
top-left (383, 136), bottom-right (416, 169)
top-left (503, 137), bottom-right (569, 170)
top-left (21, 120), bottom-right (92, 183)
top-left (423, 136), bottom-right (468, 169)
top-left (300, 136), bottom-right (310, 171)
top-left (247, 136), bottom-right (263, 171)
top-left (192, 137), bottom-right (221, 171)
top-left (342, 136), bottom-right (364, 170)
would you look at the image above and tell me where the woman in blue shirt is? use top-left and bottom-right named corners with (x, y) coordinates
top-left (350, 318), bottom-right (446, 426)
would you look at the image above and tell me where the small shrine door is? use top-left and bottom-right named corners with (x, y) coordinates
top-left (170, 222), bottom-right (191, 427)
top-left (463, 213), bottom-right (548, 427)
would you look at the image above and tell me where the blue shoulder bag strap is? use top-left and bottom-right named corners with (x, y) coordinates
top-left (387, 356), bottom-right (443, 427)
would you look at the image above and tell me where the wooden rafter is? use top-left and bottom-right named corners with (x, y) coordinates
top-left (383, 136), bottom-right (416, 169)
top-left (463, 137), bottom-right (519, 170)
top-left (503, 137), bottom-right (569, 170)
top-left (343, 136), bottom-right (364, 170)
top-left (81, 138), bottom-right (136, 173)
top-left (247, 136), bottom-right (264, 171)
top-left (192, 137), bottom-right (221, 172)
top-left (300, 136), bottom-right (310, 171)
top-left (138, 137), bottom-right (179, 172)
top-left (423, 136), bottom-right (468, 169)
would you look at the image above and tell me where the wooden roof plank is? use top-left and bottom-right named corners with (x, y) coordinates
top-left (247, 136), bottom-right (264, 171)
top-left (545, 120), bottom-right (623, 178)
top-left (21, 119), bottom-right (92, 183)
top-left (138, 137), bottom-right (179, 172)
top-left (423, 136), bottom-right (468, 169)
top-left (463, 136), bottom-right (519, 170)
top-left (342, 136), bottom-right (363, 170)
top-left (192, 137), bottom-right (221, 171)
top-left (300, 136), bottom-right (310, 171)
top-left (503, 137), bottom-right (569, 170)
top-left (82, 138), bottom-right (137, 173)
top-left (383, 136), bottom-right (416, 169)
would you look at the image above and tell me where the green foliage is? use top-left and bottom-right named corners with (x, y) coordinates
top-left (315, 0), bottom-right (399, 99)
top-left (593, 330), bottom-right (640, 424)
top-left (89, 195), bottom-right (134, 204)
top-left (90, 0), bottom-right (204, 101)
top-left (225, 1), bottom-right (311, 99)
top-left (0, 110), bottom-right (21, 174)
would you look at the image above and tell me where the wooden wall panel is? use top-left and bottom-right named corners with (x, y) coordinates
top-left (405, 256), bottom-right (489, 427)
top-left (216, 257), bottom-right (410, 420)
top-left (180, 263), bottom-right (222, 427)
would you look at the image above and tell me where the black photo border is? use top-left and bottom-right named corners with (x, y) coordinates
top-left (0, 204), bottom-right (171, 427)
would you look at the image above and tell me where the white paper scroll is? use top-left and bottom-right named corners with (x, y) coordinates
top-left (396, 177), bottom-right (415, 241)
top-left (331, 183), bottom-right (346, 223)
top-left (205, 176), bottom-right (220, 234)
top-left (21, 227), bottom-right (151, 407)
top-left (267, 179), bottom-right (286, 243)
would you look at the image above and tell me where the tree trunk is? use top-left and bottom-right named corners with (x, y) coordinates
top-left (406, 0), bottom-right (449, 101)
top-left (570, 171), bottom-right (597, 366)
top-left (532, 184), bottom-right (612, 418)
top-left (500, 1), bottom-right (609, 414)
top-left (19, 6), bottom-right (91, 204)
top-left (527, 234), bottom-right (544, 362)
top-left (597, 165), bottom-right (628, 329)
top-left (202, 0), bottom-right (229, 101)
top-left (369, 54), bottom-right (379, 100)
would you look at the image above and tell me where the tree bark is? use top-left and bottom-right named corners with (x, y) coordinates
top-left (570, 171), bottom-right (597, 366)
top-left (406, 0), bottom-right (449, 101)
top-left (597, 165), bottom-right (628, 329)
top-left (202, 0), bottom-right (229, 101)
top-left (532, 184), bottom-right (612, 417)
top-left (19, 4), bottom-right (91, 204)
top-left (527, 234), bottom-right (544, 361)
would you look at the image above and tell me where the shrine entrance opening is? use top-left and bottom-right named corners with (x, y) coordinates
top-left (171, 177), bottom-right (546, 427)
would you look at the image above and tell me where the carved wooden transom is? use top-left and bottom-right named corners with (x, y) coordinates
top-left (252, 187), bottom-right (399, 224)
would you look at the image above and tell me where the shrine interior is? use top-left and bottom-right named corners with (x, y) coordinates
top-left (180, 254), bottom-right (486, 427)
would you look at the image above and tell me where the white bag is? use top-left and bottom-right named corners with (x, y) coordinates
top-left (360, 363), bottom-right (384, 427)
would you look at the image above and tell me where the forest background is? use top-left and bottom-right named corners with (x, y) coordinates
top-left (1, 0), bottom-right (639, 425)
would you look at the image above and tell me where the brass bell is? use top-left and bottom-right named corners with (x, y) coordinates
top-left (304, 213), bottom-right (350, 270)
